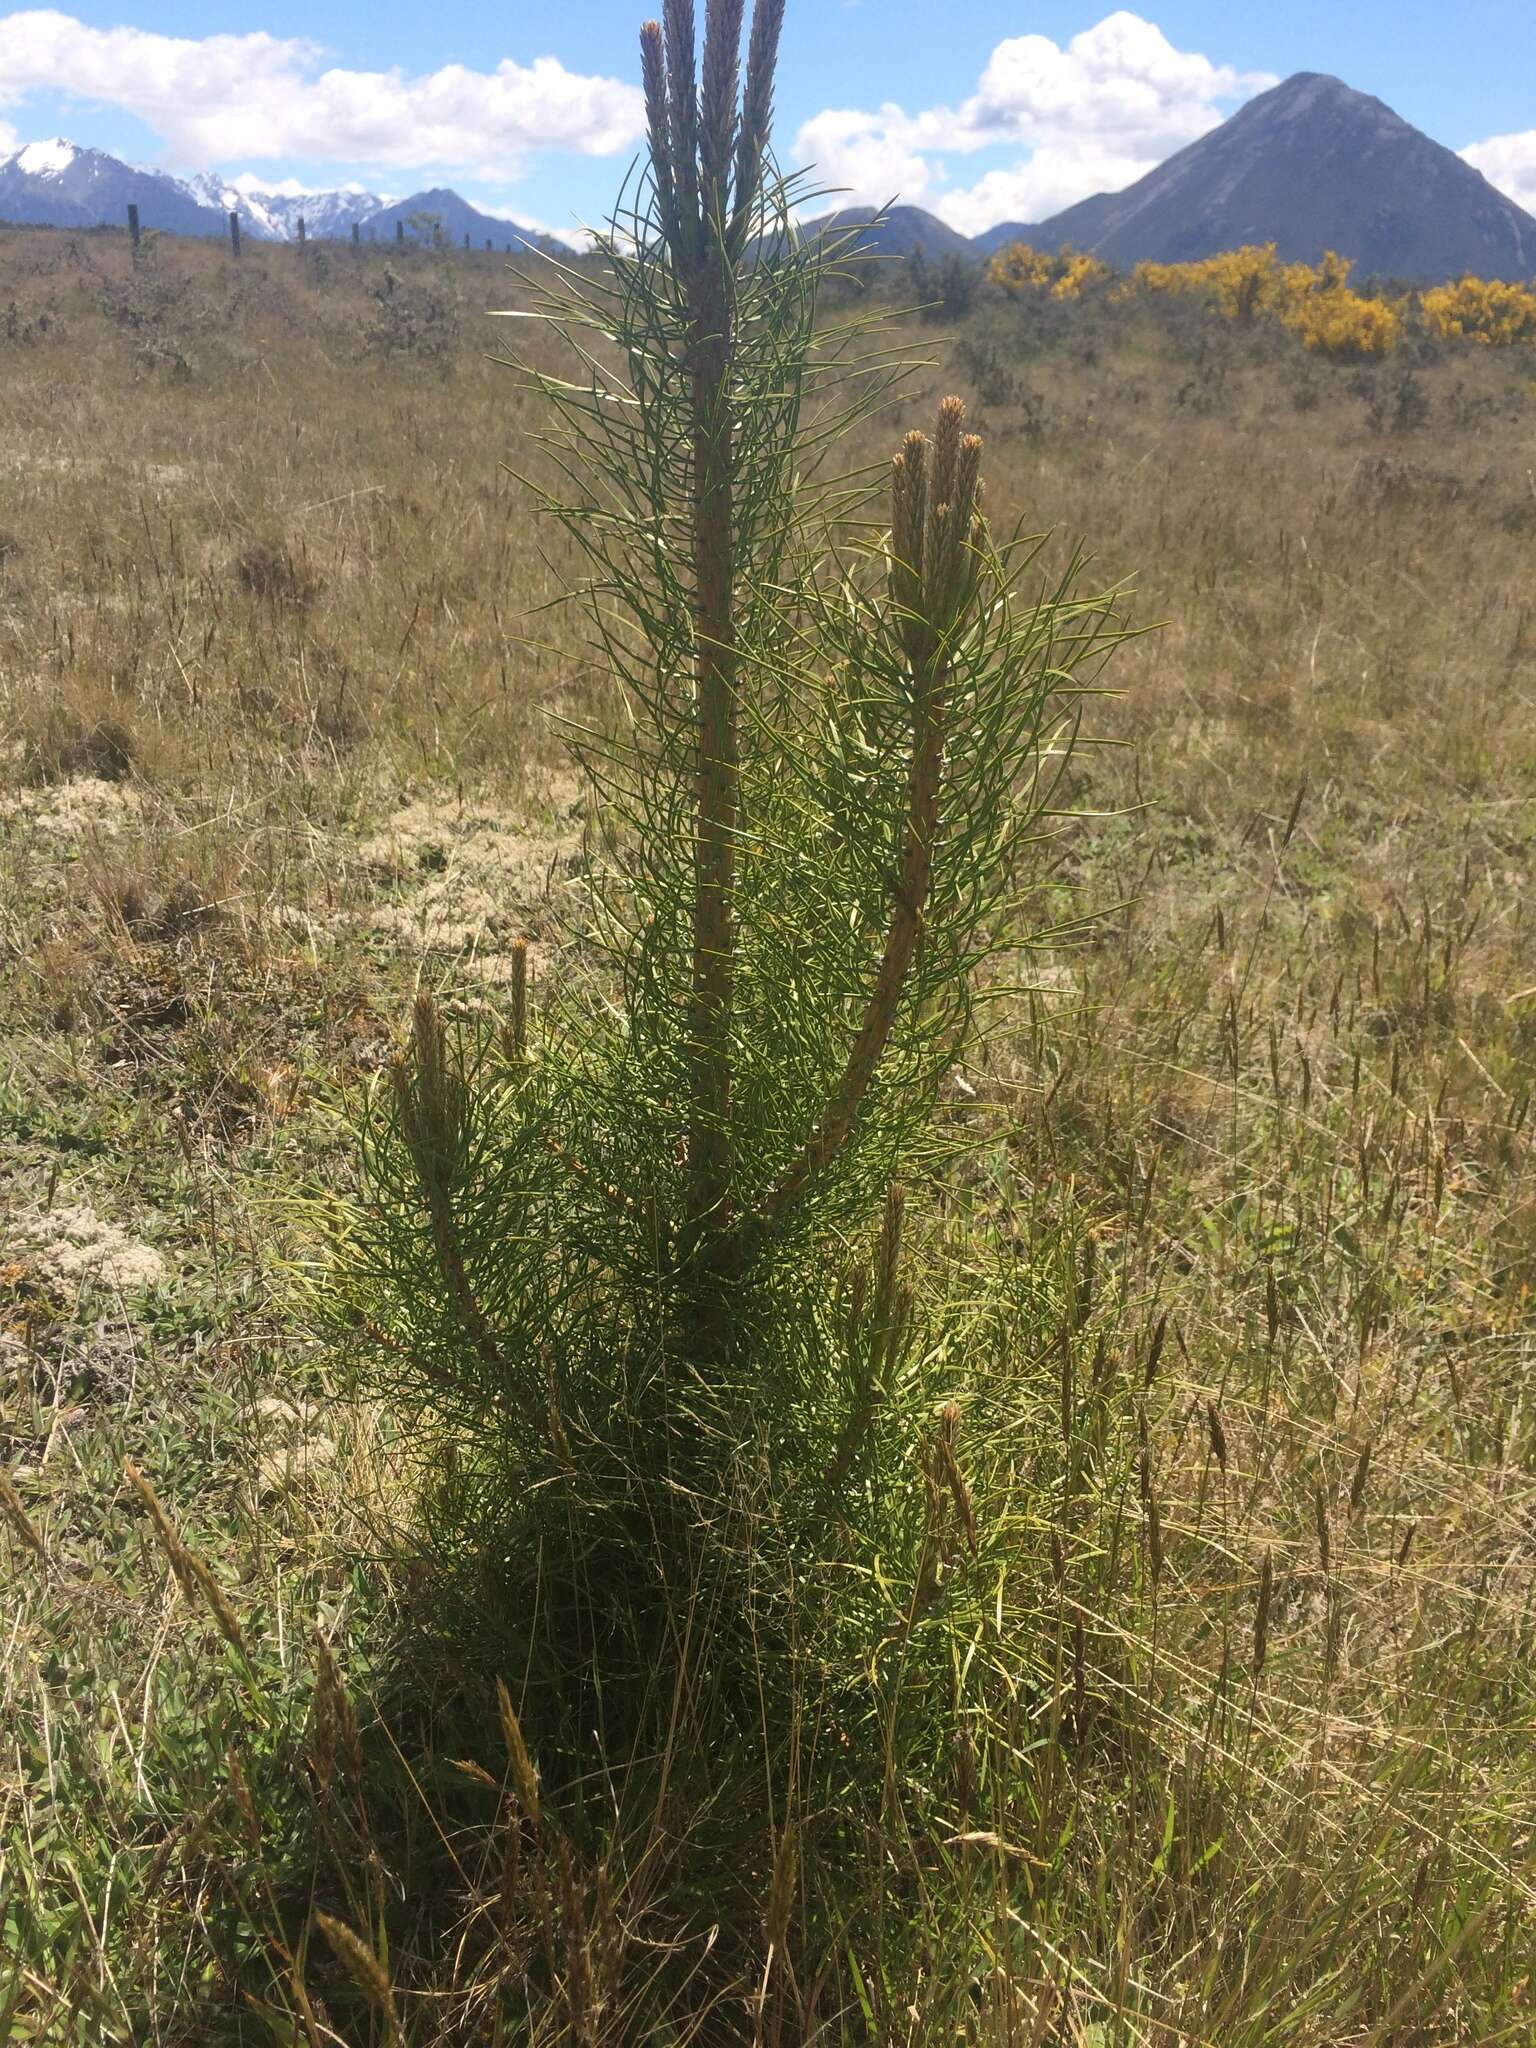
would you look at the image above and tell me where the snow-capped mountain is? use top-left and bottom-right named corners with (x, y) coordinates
top-left (0, 137), bottom-right (561, 249)
top-left (0, 137), bottom-right (227, 234)
top-left (182, 173), bottom-right (390, 243)
top-left (12, 139), bottom-right (75, 176)
top-left (0, 139), bottom-right (390, 242)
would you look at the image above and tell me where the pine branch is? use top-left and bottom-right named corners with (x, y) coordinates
top-left (639, 23), bottom-right (683, 265)
top-left (756, 400), bottom-right (986, 1235)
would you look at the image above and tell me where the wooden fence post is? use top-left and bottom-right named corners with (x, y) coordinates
top-left (297, 215), bottom-right (306, 247)
top-left (127, 203), bottom-right (140, 252)
top-left (396, 220), bottom-right (404, 244)
top-left (229, 210), bottom-right (241, 259)
top-left (352, 222), bottom-right (360, 248)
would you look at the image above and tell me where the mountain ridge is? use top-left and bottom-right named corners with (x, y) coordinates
top-left (0, 140), bottom-right (227, 237)
top-left (183, 173), bottom-right (390, 244)
top-left (3, 73), bottom-right (1534, 282)
top-left (0, 139), bottom-right (562, 250)
top-left (804, 73), bottom-right (1536, 283)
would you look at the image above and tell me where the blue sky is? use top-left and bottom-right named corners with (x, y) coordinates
top-left (2, 2), bottom-right (1533, 232)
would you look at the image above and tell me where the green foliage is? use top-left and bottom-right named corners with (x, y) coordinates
top-left (326, 0), bottom-right (1129, 2021)
top-left (337, 4), bottom-right (1119, 1575)
top-left (908, 246), bottom-right (979, 322)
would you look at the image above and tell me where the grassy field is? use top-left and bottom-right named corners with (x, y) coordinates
top-left (2, 224), bottom-right (1534, 2042)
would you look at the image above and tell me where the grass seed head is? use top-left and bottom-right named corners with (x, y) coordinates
top-left (313, 1912), bottom-right (401, 2041)
top-left (508, 935), bottom-right (529, 1062)
top-left (766, 1816), bottom-right (799, 1951)
top-left (1206, 1401), bottom-right (1228, 1473)
top-left (314, 1632), bottom-right (364, 1784)
top-left (1253, 1548), bottom-right (1275, 1676)
top-left (226, 1747), bottom-right (262, 1850)
top-left (1349, 1440), bottom-right (1372, 1515)
top-left (497, 1675), bottom-right (542, 1826)
top-left (0, 1466), bottom-right (47, 1562)
top-left (123, 1457), bottom-right (246, 1657)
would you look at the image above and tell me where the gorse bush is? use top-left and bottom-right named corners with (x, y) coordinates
top-left (331, 0), bottom-right (1127, 2026)
top-left (987, 239), bottom-right (1111, 301)
top-left (1420, 272), bottom-right (1536, 345)
top-left (1283, 275), bottom-right (1401, 359)
top-left (1132, 243), bottom-right (1402, 358)
top-left (990, 234), bottom-right (1536, 363)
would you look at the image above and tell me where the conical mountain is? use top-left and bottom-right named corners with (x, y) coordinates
top-left (1006, 73), bottom-right (1536, 282)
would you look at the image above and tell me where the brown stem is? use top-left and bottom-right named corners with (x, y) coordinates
top-left (646, 2), bottom-right (785, 1292)
top-left (684, 242), bottom-right (740, 1260)
top-left (422, 1172), bottom-right (519, 1392)
top-left (758, 647), bottom-right (950, 1231)
top-left (749, 402), bottom-right (981, 1243)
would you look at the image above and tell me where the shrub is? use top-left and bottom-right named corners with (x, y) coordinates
top-left (1359, 362), bottom-right (1433, 434)
top-left (2, 295), bottom-right (60, 345)
top-left (331, 0), bottom-right (1128, 2024)
top-left (954, 333), bottom-right (1049, 431)
top-left (1137, 243), bottom-right (1286, 322)
top-left (988, 238), bottom-right (1110, 300)
top-left (22, 710), bottom-right (137, 784)
top-left (1420, 274), bottom-right (1536, 346)
top-left (363, 263), bottom-right (462, 364)
top-left (1285, 281), bottom-right (1401, 360)
top-left (1286, 359), bottom-right (1323, 411)
top-left (1174, 323), bottom-right (1240, 413)
top-left (233, 537), bottom-right (323, 609)
top-left (907, 246), bottom-right (979, 320)
top-left (99, 255), bottom-right (198, 376)
top-left (987, 239), bottom-right (1055, 295)
top-left (1137, 242), bottom-right (1401, 357)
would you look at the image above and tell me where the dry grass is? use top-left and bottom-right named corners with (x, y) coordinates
top-left (1, 226), bottom-right (1533, 2042)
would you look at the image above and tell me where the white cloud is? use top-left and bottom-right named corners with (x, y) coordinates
top-left (0, 118), bottom-right (17, 154)
top-left (1462, 131), bottom-right (1536, 215)
top-left (795, 106), bottom-right (939, 208)
top-left (794, 10), bottom-right (1274, 230)
top-left (0, 8), bottom-right (645, 177)
top-left (226, 171), bottom-right (381, 199)
top-left (930, 146), bottom-right (1165, 236)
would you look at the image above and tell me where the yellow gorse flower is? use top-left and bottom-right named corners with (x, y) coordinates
top-left (1420, 275), bottom-right (1536, 346)
top-left (987, 240), bottom-right (1109, 301)
top-left (988, 235), bottom-right (1535, 360)
top-left (1132, 244), bottom-right (1400, 357)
